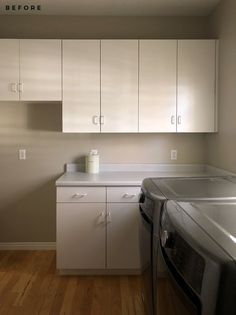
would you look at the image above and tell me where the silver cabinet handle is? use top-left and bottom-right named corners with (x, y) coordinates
top-left (18, 83), bottom-right (24, 92)
top-left (92, 116), bottom-right (99, 125)
top-left (72, 193), bottom-right (87, 198)
top-left (123, 193), bottom-right (136, 198)
top-left (177, 116), bottom-right (182, 125)
top-left (171, 115), bottom-right (175, 125)
top-left (97, 211), bottom-right (106, 224)
top-left (100, 116), bottom-right (105, 125)
top-left (107, 212), bottom-right (112, 223)
top-left (10, 83), bottom-right (17, 93)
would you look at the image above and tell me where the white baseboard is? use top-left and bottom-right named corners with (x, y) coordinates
top-left (58, 269), bottom-right (141, 275)
top-left (0, 242), bottom-right (56, 250)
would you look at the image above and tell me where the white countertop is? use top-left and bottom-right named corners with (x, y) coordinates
top-left (56, 170), bottom-right (214, 186)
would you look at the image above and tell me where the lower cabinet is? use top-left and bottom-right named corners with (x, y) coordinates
top-left (57, 203), bottom-right (106, 269)
top-left (56, 186), bottom-right (141, 273)
top-left (107, 203), bottom-right (141, 269)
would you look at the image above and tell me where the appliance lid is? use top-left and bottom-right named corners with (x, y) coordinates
top-left (177, 201), bottom-right (236, 261)
top-left (227, 176), bottom-right (236, 184)
top-left (151, 177), bottom-right (236, 200)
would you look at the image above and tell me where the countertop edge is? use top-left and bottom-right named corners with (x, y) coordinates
top-left (55, 164), bottom-right (235, 187)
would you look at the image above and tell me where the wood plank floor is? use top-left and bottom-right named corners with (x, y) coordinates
top-left (0, 251), bottom-right (145, 315)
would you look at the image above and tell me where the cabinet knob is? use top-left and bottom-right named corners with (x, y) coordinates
top-left (72, 193), bottom-right (87, 198)
top-left (10, 83), bottom-right (17, 93)
top-left (177, 116), bottom-right (182, 125)
top-left (92, 116), bottom-right (99, 125)
top-left (97, 211), bottom-right (106, 224)
top-left (171, 115), bottom-right (175, 125)
top-left (106, 212), bottom-right (112, 223)
top-left (123, 193), bottom-right (136, 198)
top-left (18, 83), bottom-right (24, 92)
top-left (100, 116), bottom-right (105, 125)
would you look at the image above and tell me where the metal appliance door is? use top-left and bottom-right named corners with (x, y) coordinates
top-left (139, 205), bottom-right (154, 315)
top-left (156, 241), bottom-right (200, 315)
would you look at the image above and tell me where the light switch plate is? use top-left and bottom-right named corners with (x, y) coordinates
top-left (19, 149), bottom-right (26, 160)
top-left (171, 149), bottom-right (177, 160)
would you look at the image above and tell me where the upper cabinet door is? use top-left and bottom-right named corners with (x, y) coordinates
top-left (62, 40), bottom-right (100, 133)
top-left (20, 40), bottom-right (61, 101)
top-left (101, 40), bottom-right (138, 133)
top-left (0, 39), bottom-right (19, 101)
top-left (139, 40), bottom-right (177, 132)
top-left (177, 40), bottom-right (217, 132)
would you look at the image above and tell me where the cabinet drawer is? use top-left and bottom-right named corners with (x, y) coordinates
top-left (107, 187), bottom-right (140, 203)
top-left (57, 187), bottom-right (106, 203)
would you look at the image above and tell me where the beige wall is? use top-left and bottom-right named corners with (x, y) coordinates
top-left (0, 15), bottom-right (211, 39)
top-left (0, 16), bottom-right (209, 242)
top-left (206, 0), bottom-right (236, 172)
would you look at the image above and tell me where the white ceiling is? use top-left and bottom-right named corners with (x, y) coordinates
top-left (0, 0), bottom-right (220, 16)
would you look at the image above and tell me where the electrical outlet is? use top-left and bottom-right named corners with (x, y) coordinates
top-left (19, 149), bottom-right (26, 160)
top-left (171, 149), bottom-right (178, 160)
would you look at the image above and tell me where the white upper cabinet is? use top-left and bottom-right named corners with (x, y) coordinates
top-left (20, 40), bottom-right (61, 101)
top-left (0, 39), bottom-right (61, 101)
top-left (62, 40), bottom-right (100, 133)
top-left (101, 40), bottom-right (139, 133)
top-left (177, 40), bottom-right (217, 132)
top-left (0, 38), bottom-right (217, 134)
top-left (139, 39), bottom-right (217, 133)
top-left (139, 40), bottom-right (177, 132)
top-left (0, 39), bottom-right (19, 101)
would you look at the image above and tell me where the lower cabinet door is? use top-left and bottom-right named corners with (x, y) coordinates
top-left (57, 203), bottom-right (106, 269)
top-left (106, 203), bottom-right (141, 269)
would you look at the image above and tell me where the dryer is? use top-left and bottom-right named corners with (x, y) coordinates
top-left (139, 176), bottom-right (236, 315)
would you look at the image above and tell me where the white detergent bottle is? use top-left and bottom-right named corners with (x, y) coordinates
top-left (85, 150), bottom-right (100, 174)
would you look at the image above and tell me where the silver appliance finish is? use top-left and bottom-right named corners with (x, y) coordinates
top-left (160, 200), bottom-right (236, 315)
top-left (139, 176), bottom-right (236, 315)
top-left (152, 176), bottom-right (236, 200)
top-left (177, 200), bottom-right (236, 261)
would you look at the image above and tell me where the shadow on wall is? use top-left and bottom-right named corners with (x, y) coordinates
top-left (71, 156), bottom-right (86, 164)
top-left (0, 177), bottom-right (60, 242)
top-left (26, 102), bottom-right (62, 132)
